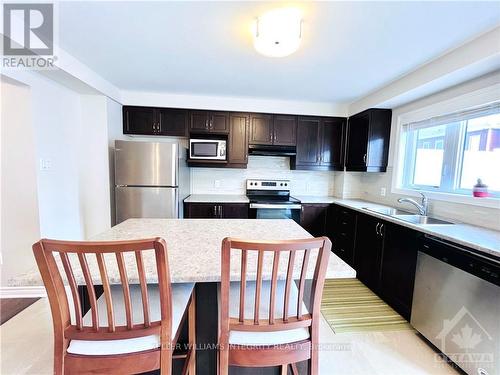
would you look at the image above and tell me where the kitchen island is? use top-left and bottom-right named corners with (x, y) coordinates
top-left (11, 218), bottom-right (355, 286)
top-left (11, 218), bottom-right (355, 375)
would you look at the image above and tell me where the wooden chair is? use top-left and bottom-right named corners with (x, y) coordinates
top-left (33, 238), bottom-right (196, 375)
top-left (219, 237), bottom-right (332, 375)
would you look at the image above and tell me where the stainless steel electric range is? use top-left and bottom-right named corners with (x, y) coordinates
top-left (246, 179), bottom-right (301, 223)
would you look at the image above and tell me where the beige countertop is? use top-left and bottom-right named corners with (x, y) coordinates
top-left (294, 196), bottom-right (340, 204)
top-left (184, 194), bottom-right (249, 203)
top-left (326, 198), bottom-right (500, 259)
top-left (9, 218), bottom-right (355, 287)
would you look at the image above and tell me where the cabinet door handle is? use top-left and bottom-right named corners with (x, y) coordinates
top-left (379, 223), bottom-right (384, 237)
top-left (218, 205), bottom-right (222, 218)
top-left (363, 154), bottom-right (367, 164)
top-left (375, 222), bottom-right (380, 236)
top-left (213, 205), bottom-right (217, 217)
top-left (205, 119), bottom-right (209, 129)
top-left (209, 118), bottom-right (213, 130)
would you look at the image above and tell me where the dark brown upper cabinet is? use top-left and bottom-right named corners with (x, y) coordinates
top-left (123, 106), bottom-right (188, 137)
top-left (345, 108), bottom-right (392, 172)
top-left (249, 114), bottom-right (273, 145)
top-left (189, 110), bottom-right (229, 134)
top-left (227, 113), bottom-right (249, 168)
top-left (249, 114), bottom-right (297, 146)
top-left (293, 116), bottom-right (320, 167)
top-left (123, 106), bottom-right (158, 135)
top-left (291, 116), bottom-right (346, 171)
top-left (273, 115), bottom-right (297, 146)
top-left (157, 108), bottom-right (188, 137)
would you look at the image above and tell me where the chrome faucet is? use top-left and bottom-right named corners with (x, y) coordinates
top-left (397, 193), bottom-right (428, 216)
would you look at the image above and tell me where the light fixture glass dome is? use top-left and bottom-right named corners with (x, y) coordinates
top-left (253, 8), bottom-right (302, 58)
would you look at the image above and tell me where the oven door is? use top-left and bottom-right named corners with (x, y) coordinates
top-left (249, 203), bottom-right (301, 223)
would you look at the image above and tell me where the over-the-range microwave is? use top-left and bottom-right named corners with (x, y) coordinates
top-left (189, 138), bottom-right (226, 160)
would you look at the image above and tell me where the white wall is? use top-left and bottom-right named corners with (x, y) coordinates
top-left (1, 70), bottom-right (114, 240)
top-left (78, 96), bottom-right (112, 238)
top-left (191, 156), bottom-right (335, 196)
top-left (122, 90), bottom-right (348, 117)
top-left (1, 77), bottom-right (41, 283)
top-left (352, 72), bottom-right (500, 230)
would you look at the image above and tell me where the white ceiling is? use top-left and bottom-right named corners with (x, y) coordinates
top-left (58, 1), bottom-right (500, 104)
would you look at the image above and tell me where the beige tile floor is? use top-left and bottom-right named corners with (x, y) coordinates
top-left (0, 298), bottom-right (459, 375)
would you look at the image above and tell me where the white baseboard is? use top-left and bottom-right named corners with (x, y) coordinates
top-left (0, 286), bottom-right (47, 298)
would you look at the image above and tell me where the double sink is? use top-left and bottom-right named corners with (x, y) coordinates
top-left (363, 207), bottom-right (454, 225)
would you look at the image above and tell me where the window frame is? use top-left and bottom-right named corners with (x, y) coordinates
top-left (392, 83), bottom-right (500, 208)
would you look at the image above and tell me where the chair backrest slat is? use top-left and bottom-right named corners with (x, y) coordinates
top-left (269, 251), bottom-right (280, 324)
top-left (220, 237), bottom-right (331, 336)
top-left (32, 238), bottom-right (173, 343)
top-left (135, 250), bottom-right (151, 327)
top-left (96, 253), bottom-right (115, 332)
top-left (239, 250), bottom-right (247, 323)
top-left (283, 250), bottom-right (296, 322)
top-left (77, 253), bottom-right (99, 331)
top-left (59, 252), bottom-right (83, 329)
top-left (253, 251), bottom-right (264, 324)
top-left (297, 250), bottom-right (310, 320)
top-left (116, 252), bottom-right (133, 330)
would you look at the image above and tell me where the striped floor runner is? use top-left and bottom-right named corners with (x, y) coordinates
top-left (321, 278), bottom-right (414, 334)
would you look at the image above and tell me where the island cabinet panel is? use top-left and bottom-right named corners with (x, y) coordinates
top-left (189, 110), bottom-right (229, 134)
top-left (379, 223), bottom-right (419, 320)
top-left (353, 213), bottom-right (385, 293)
top-left (345, 108), bottom-right (392, 172)
top-left (292, 116), bottom-right (346, 171)
top-left (184, 202), bottom-right (249, 219)
top-left (327, 204), bottom-right (357, 266)
top-left (300, 203), bottom-right (329, 237)
top-left (123, 106), bottom-right (157, 135)
top-left (273, 115), bottom-right (297, 146)
top-left (249, 113), bottom-right (273, 145)
top-left (227, 113), bottom-right (249, 167)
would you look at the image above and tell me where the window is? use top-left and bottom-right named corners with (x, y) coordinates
top-left (400, 103), bottom-right (500, 197)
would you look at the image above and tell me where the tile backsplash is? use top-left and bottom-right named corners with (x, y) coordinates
top-left (190, 156), bottom-right (335, 196)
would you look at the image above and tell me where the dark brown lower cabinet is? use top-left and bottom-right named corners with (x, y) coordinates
top-left (183, 202), bottom-right (248, 219)
top-left (353, 214), bottom-right (385, 293)
top-left (221, 203), bottom-right (249, 218)
top-left (327, 204), bottom-right (356, 266)
top-left (300, 204), bottom-right (329, 237)
top-left (379, 223), bottom-right (419, 320)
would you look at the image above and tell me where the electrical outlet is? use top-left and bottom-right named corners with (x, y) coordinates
top-left (380, 187), bottom-right (386, 197)
top-left (214, 180), bottom-right (221, 188)
top-left (40, 158), bottom-right (52, 171)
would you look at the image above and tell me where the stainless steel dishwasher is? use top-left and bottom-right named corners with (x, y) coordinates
top-left (411, 235), bottom-right (500, 375)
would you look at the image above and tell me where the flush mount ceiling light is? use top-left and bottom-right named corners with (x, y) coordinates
top-left (253, 8), bottom-right (302, 58)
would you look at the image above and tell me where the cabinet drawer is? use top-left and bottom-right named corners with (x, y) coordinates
top-left (334, 237), bottom-right (354, 265)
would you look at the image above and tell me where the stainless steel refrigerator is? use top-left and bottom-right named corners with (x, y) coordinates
top-left (114, 140), bottom-right (190, 224)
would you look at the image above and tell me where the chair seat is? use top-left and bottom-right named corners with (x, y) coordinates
top-left (223, 280), bottom-right (311, 346)
top-left (67, 283), bottom-right (194, 356)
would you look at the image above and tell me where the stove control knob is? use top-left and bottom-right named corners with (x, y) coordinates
top-left (280, 183), bottom-right (283, 186)
top-left (284, 183), bottom-right (288, 186)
